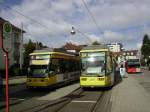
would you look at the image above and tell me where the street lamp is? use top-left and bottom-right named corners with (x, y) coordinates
top-left (70, 26), bottom-right (76, 35)
top-left (70, 26), bottom-right (92, 44)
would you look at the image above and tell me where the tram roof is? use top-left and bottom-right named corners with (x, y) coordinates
top-left (80, 45), bottom-right (109, 52)
top-left (30, 48), bottom-right (79, 56)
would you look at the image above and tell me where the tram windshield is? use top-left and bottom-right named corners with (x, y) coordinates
top-left (29, 65), bottom-right (48, 77)
top-left (81, 52), bottom-right (106, 75)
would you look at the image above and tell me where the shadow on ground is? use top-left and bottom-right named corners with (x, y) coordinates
top-left (114, 70), bottom-right (122, 86)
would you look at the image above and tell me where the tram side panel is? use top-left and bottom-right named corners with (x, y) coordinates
top-left (27, 53), bottom-right (80, 88)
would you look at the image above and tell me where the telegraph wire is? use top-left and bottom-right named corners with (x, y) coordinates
top-left (0, 3), bottom-right (63, 36)
top-left (0, 2), bottom-right (94, 44)
top-left (0, 3), bottom-right (49, 29)
top-left (81, 0), bottom-right (103, 34)
top-left (71, 26), bottom-right (92, 43)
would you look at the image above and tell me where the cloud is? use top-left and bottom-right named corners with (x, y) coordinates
top-left (0, 0), bottom-right (150, 49)
top-left (103, 31), bottom-right (133, 42)
top-left (136, 42), bottom-right (142, 49)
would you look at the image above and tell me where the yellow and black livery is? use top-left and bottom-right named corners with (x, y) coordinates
top-left (80, 45), bottom-right (115, 88)
top-left (26, 48), bottom-right (80, 88)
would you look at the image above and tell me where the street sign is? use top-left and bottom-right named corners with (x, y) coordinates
top-left (2, 22), bottom-right (13, 52)
top-left (3, 22), bottom-right (12, 34)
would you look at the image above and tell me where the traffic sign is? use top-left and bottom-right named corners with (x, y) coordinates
top-left (3, 22), bottom-right (12, 34)
top-left (2, 22), bottom-right (13, 52)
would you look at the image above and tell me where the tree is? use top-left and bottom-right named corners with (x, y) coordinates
top-left (38, 42), bottom-right (48, 49)
top-left (141, 34), bottom-right (150, 59)
top-left (23, 39), bottom-right (36, 67)
top-left (92, 41), bottom-right (101, 45)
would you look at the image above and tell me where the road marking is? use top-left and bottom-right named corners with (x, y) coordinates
top-left (71, 100), bottom-right (96, 103)
top-left (10, 98), bottom-right (25, 101)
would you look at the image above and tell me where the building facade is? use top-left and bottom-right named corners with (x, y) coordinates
top-left (0, 17), bottom-right (24, 70)
top-left (112, 50), bottom-right (139, 64)
top-left (107, 43), bottom-right (123, 52)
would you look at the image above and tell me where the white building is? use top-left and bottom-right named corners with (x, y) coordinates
top-left (107, 43), bottom-right (123, 52)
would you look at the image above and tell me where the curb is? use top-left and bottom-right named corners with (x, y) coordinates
top-left (2, 82), bottom-right (26, 88)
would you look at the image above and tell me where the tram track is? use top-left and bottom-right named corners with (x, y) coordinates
top-left (20, 87), bottom-right (84, 112)
top-left (0, 86), bottom-right (82, 112)
top-left (1, 86), bottom-right (112, 112)
top-left (52, 89), bottom-right (112, 112)
top-left (90, 91), bottom-right (105, 112)
top-left (20, 87), bottom-right (83, 112)
top-left (54, 88), bottom-right (84, 112)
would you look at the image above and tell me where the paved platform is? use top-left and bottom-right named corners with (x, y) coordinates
top-left (111, 74), bottom-right (150, 112)
top-left (2, 76), bottom-right (26, 86)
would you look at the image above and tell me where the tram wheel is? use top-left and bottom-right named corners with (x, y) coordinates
top-left (81, 87), bottom-right (87, 91)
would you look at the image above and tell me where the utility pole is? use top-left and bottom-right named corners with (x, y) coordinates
top-left (19, 22), bottom-right (23, 70)
top-left (1, 22), bottom-right (12, 112)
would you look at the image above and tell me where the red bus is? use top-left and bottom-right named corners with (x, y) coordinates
top-left (126, 59), bottom-right (141, 73)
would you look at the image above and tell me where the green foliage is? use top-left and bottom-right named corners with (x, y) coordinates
top-left (92, 41), bottom-right (101, 45)
top-left (23, 40), bottom-right (48, 67)
top-left (141, 34), bottom-right (150, 59)
top-left (23, 39), bottom-right (36, 67)
top-left (37, 42), bottom-right (48, 49)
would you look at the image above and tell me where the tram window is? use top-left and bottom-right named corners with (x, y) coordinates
top-left (107, 56), bottom-right (112, 74)
top-left (71, 60), bottom-right (77, 71)
top-left (74, 61), bottom-right (79, 71)
top-left (59, 59), bottom-right (66, 73)
top-left (61, 59), bottom-right (69, 72)
top-left (69, 60), bottom-right (73, 71)
top-left (50, 59), bottom-right (60, 73)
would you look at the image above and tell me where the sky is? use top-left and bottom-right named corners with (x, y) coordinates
top-left (1, 0), bottom-right (150, 50)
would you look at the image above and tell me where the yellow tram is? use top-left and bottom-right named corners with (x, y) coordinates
top-left (80, 45), bottom-right (116, 88)
top-left (26, 48), bottom-right (80, 88)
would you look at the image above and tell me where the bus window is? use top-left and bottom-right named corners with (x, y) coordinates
top-left (126, 59), bottom-right (141, 73)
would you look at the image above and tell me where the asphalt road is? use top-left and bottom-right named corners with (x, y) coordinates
top-left (0, 82), bottom-right (80, 112)
top-left (2, 70), bottom-right (150, 112)
top-left (0, 82), bottom-right (112, 112)
top-left (131, 69), bottom-right (150, 94)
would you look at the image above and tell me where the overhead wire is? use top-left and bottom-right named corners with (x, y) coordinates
top-left (0, 1), bottom-right (98, 45)
top-left (71, 26), bottom-right (92, 43)
top-left (0, 2), bottom-right (64, 37)
top-left (81, 0), bottom-right (103, 34)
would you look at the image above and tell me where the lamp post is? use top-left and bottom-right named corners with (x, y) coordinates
top-left (70, 26), bottom-right (76, 35)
